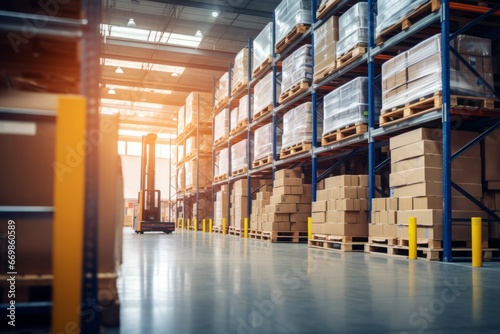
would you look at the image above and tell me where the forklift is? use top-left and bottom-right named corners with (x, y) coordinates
top-left (133, 133), bottom-right (175, 234)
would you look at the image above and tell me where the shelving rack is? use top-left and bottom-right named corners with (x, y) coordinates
top-left (206, 0), bottom-right (499, 260)
top-left (0, 0), bottom-right (101, 331)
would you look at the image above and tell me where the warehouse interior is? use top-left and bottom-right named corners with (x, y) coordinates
top-left (1, 0), bottom-right (500, 333)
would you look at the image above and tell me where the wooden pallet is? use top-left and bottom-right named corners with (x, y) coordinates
top-left (229, 226), bottom-right (242, 236)
top-left (230, 119), bottom-right (249, 135)
top-left (313, 63), bottom-right (336, 83)
top-left (214, 174), bottom-right (228, 182)
top-left (376, 0), bottom-right (441, 46)
top-left (232, 167), bottom-right (248, 177)
top-left (316, 0), bottom-right (342, 20)
top-left (252, 155), bottom-right (273, 168)
top-left (321, 123), bottom-right (367, 146)
top-left (252, 104), bottom-right (273, 122)
top-left (279, 81), bottom-right (310, 104)
top-left (275, 24), bottom-right (310, 54)
top-left (398, 238), bottom-right (489, 249)
top-left (368, 237), bottom-right (398, 246)
top-left (308, 239), bottom-right (365, 252)
top-left (231, 80), bottom-right (248, 96)
top-left (212, 225), bottom-right (227, 234)
top-left (253, 56), bottom-right (273, 78)
top-left (214, 136), bottom-right (228, 146)
top-left (249, 229), bottom-right (264, 240)
top-left (365, 244), bottom-right (496, 261)
top-left (261, 230), bottom-right (308, 243)
top-left (214, 97), bottom-right (228, 111)
top-left (380, 92), bottom-right (442, 126)
top-left (279, 141), bottom-right (312, 159)
top-left (450, 95), bottom-right (499, 111)
top-left (336, 45), bottom-right (367, 69)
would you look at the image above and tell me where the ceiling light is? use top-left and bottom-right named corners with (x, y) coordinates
top-left (127, 18), bottom-right (136, 28)
top-left (171, 72), bottom-right (179, 77)
top-left (195, 30), bottom-right (202, 38)
top-left (115, 66), bottom-right (124, 74)
top-left (108, 87), bottom-right (116, 95)
top-left (212, 11), bottom-right (219, 17)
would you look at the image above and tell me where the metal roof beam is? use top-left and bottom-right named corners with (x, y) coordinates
top-left (100, 77), bottom-right (211, 94)
top-left (146, 0), bottom-right (273, 18)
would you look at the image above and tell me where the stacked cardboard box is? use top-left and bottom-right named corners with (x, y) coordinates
top-left (192, 197), bottom-right (212, 222)
top-left (261, 169), bottom-right (312, 232)
top-left (215, 72), bottom-right (229, 106)
top-left (185, 92), bottom-right (212, 129)
top-left (336, 2), bottom-right (368, 57)
top-left (185, 134), bottom-right (212, 156)
top-left (231, 179), bottom-right (265, 229)
top-left (312, 175), bottom-right (374, 237)
top-left (184, 158), bottom-right (212, 190)
top-left (369, 197), bottom-right (399, 239)
top-left (214, 185), bottom-right (229, 229)
top-left (314, 15), bottom-right (339, 80)
top-left (232, 48), bottom-right (249, 92)
top-left (388, 128), bottom-right (488, 241)
top-left (250, 184), bottom-right (273, 231)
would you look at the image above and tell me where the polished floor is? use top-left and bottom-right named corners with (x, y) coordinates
top-left (115, 228), bottom-right (500, 334)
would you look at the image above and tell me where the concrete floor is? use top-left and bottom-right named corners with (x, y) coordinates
top-left (117, 229), bottom-right (500, 334)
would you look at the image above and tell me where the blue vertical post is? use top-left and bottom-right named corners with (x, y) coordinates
top-left (311, 0), bottom-right (318, 202)
top-left (272, 12), bottom-right (277, 181)
top-left (227, 62), bottom-right (232, 226)
top-left (441, 0), bottom-right (452, 262)
top-left (367, 0), bottom-right (376, 220)
top-left (212, 76), bottom-right (216, 221)
top-left (247, 37), bottom-right (253, 217)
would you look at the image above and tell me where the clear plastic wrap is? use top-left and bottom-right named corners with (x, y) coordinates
top-left (215, 71), bottom-right (230, 104)
top-left (185, 92), bottom-right (212, 128)
top-left (185, 135), bottom-right (212, 156)
top-left (232, 47), bottom-right (249, 92)
top-left (314, 15), bottom-right (339, 75)
top-left (281, 44), bottom-right (313, 92)
top-left (231, 139), bottom-right (249, 172)
top-left (230, 107), bottom-right (239, 132)
top-left (376, 0), bottom-right (428, 37)
top-left (282, 102), bottom-right (321, 149)
top-left (177, 105), bottom-right (184, 135)
top-left (214, 108), bottom-right (229, 142)
top-left (252, 22), bottom-right (273, 74)
top-left (253, 71), bottom-right (281, 117)
top-left (185, 159), bottom-right (212, 189)
top-left (238, 94), bottom-right (252, 125)
top-left (323, 77), bottom-right (381, 134)
top-left (254, 123), bottom-right (282, 161)
top-left (216, 148), bottom-right (229, 177)
top-left (176, 144), bottom-right (184, 164)
top-left (177, 165), bottom-right (185, 190)
top-left (336, 2), bottom-right (368, 57)
top-left (275, 0), bottom-right (312, 47)
top-left (381, 34), bottom-right (494, 111)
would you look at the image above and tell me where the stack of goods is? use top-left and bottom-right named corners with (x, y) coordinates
top-left (238, 94), bottom-right (251, 127)
top-left (281, 102), bottom-right (322, 154)
top-left (311, 175), bottom-right (373, 237)
top-left (192, 197), bottom-right (212, 222)
top-left (231, 179), bottom-right (264, 230)
top-left (336, 2), bottom-right (368, 58)
top-left (369, 197), bottom-right (399, 239)
top-left (250, 184), bottom-right (273, 231)
top-left (230, 107), bottom-right (239, 133)
top-left (232, 48), bottom-right (249, 93)
top-left (185, 135), bottom-right (212, 158)
top-left (184, 158), bottom-right (212, 190)
top-left (314, 15), bottom-right (339, 81)
top-left (177, 105), bottom-right (185, 136)
top-left (252, 22), bottom-right (273, 76)
top-left (253, 71), bottom-right (281, 119)
top-left (253, 123), bottom-right (282, 165)
top-left (483, 129), bottom-right (500, 241)
top-left (214, 108), bottom-right (229, 144)
top-left (387, 128), bottom-right (487, 242)
top-left (275, 0), bottom-right (312, 51)
top-left (322, 77), bottom-right (380, 138)
top-left (214, 185), bottom-right (229, 229)
top-left (281, 44), bottom-right (312, 96)
top-left (376, 0), bottom-right (429, 38)
top-left (381, 34), bottom-right (493, 113)
top-left (185, 92), bottom-right (213, 129)
top-left (215, 72), bottom-right (230, 107)
top-left (215, 148), bottom-right (229, 179)
top-left (231, 139), bottom-right (250, 175)
top-left (177, 165), bottom-right (185, 191)
top-left (176, 144), bottom-right (184, 165)
top-left (261, 169), bottom-right (312, 232)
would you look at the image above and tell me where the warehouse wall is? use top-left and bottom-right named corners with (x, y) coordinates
top-left (121, 155), bottom-right (172, 200)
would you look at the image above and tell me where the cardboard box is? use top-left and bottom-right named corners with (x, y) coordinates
top-left (391, 154), bottom-right (442, 173)
top-left (271, 203), bottom-right (297, 213)
top-left (357, 186), bottom-right (368, 199)
top-left (267, 213), bottom-right (290, 222)
top-left (311, 223), bottom-right (324, 234)
top-left (389, 128), bottom-right (437, 150)
top-left (312, 200), bottom-right (328, 212)
top-left (296, 204), bottom-right (311, 213)
top-left (336, 198), bottom-right (355, 211)
top-left (398, 197), bottom-right (414, 211)
top-left (270, 194), bottom-right (300, 204)
top-left (396, 224), bottom-right (443, 240)
top-left (275, 169), bottom-right (301, 179)
top-left (384, 224), bottom-right (398, 236)
top-left (273, 186), bottom-right (293, 195)
top-left (317, 189), bottom-right (328, 201)
top-left (323, 222), bottom-right (368, 237)
top-left (359, 198), bottom-right (368, 211)
top-left (393, 181), bottom-right (442, 197)
top-left (387, 211), bottom-right (397, 225)
top-left (328, 199), bottom-right (336, 211)
top-left (397, 210), bottom-right (442, 226)
top-left (390, 167), bottom-right (442, 187)
top-left (312, 212), bottom-right (326, 223)
top-left (369, 224), bottom-right (385, 237)
top-left (386, 197), bottom-right (399, 211)
top-left (290, 213), bottom-right (310, 223)
top-left (262, 221), bottom-right (280, 231)
top-left (256, 192), bottom-right (271, 201)
top-left (380, 211), bottom-right (388, 224)
top-left (299, 194), bottom-right (313, 203)
top-left (372, 211), bottom-right (380, 224)
top-left (291, 221), bottom-right (308, 231)
top-left (274, 177), bottom-right (303, 187)
top-left (391, 140), bottom-right (442, 163)
top-left (413, 196), bottom-right (442, 210)
top-left (373, 198), bottom-right (386, 211)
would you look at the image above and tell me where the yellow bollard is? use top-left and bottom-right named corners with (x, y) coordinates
top-left (187, 218), bottom-right (190, 230)
top-left (408, 217), bottom-right (417, 260)
top-left (202, 219), bottom-right (206, 233)
top-left (181, 218), bottom-right (184, 230)
top-left (194, 218), bottom-right (197, 232)
top-left (472, 217), bottom-right (482, 267)
top-left (222, 218), bottom-right (226, 235)
top-left (244, 218), bottom-right (249, 238)
top-left (308, 217), bottom-right (312, 241)
top-left (209, 219), bottom-right (213, 233)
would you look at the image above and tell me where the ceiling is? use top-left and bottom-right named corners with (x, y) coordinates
top-left (0, 0), bottom-right (282, 142)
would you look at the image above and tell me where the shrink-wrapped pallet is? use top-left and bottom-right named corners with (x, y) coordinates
top-left (336, 2), bottom-right (368, 57)
top-left (254, 123), bottom-right (282, 161)
top-left (214, 108), bottom-right (229, 143)
top-left (275, 0), bottom-right (312, 48)
top-left (253, 72), bottom-right (281, 117)
top-left (252, 22), bottom-right (273, 74)
top-left (281, 44), bottom-right (313, 93)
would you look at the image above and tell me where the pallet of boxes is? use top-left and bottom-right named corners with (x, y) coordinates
top-left (309, 175), bottom-right (374, 251)
top-left (214, 185), bottom-right (229, 233)
top-left (230, 179), bottom-right (266, 236)
top-left (367, 128), bottom-right (494, 261)
top-left (483, 129), bottom-right (500, 249)
top-left (252, 169), bottom-right (311, 242)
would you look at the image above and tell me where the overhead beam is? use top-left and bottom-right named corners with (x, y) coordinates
top-left (102, 53), bottom-right (227, 72)
top-left (101, 77), bottom-right (211, 93)
top-left (104, 38), bottom-right (235, 60)
top-left (119, 119), bottom-right (177, 128)
top-left (146, 0), bottom-right (273, 18)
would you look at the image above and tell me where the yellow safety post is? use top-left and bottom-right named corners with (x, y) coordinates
top-left (209, 219), bottom-right (213, 233)
top-left (244, 218), bottom-right (249, 238)
top-left (408, 217), bottom-right (417, 260)
top-left (52, 96), bottom-right (86, 333)
top-left (181, 218), bottom-right (184, 230)
top-left (202, 219), bottom-right (206, 233)
top-left (194, 218), bottom-right (197, 232)
top-left (308, 217), bottom-right (312, 241)
top-left (472, 217), bottom-right (482, 267)
top-left (187, 218), bottom-right (190, 230)
top-left (222, 218), bottom-right (226, 235)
